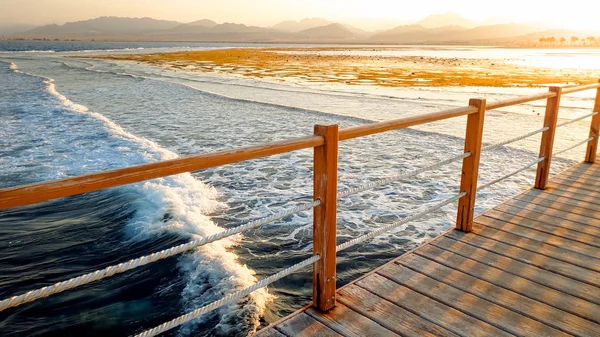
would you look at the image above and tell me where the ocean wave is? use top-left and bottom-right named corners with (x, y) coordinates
top-left (79, 62), bottom-right (376, 125)
top-left (7, 61), bottom-right (272, 336)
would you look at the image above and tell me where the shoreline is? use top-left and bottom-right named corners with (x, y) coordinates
top-left (80, 47), bottom-right (600, 88)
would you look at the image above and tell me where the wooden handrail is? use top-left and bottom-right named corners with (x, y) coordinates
top-left (0, 135), bottom-right (324, 210)
top-left (1, 82), bottom-right (599, 212)
top-left (486, 92), bottom-right (557, 110)
top-left (562, 82), bottom-right (600, 94)
top-left (339, 105), bottom-right (477, 141)
top-left (1, 80), bottom-right (600, 319)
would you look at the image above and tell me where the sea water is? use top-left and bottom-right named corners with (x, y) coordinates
top-left (0, 41), bottom-right (598, 336)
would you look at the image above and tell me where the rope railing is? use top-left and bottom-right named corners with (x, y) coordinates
top-left (554, 137), bottom-right (595, 157)
top-left (0, 81), bottom-right (598, 336)
top-left (337, 152), bottom-right (470, 199)
top-left (477, 157), bottom-right (545, 192)
top-left (481, 126), bottom-right (549, 152)
top-left (0, 199), bottom-right (320, 313)
top-left (557, 111), bottom-right (599, 128)
top-left (134, 254), bottom-right (320, 337)
top-left (336, 192), bottom-right (466, 252)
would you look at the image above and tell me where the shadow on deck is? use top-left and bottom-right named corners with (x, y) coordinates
top-left (257, 161), bottom-right (600, 337)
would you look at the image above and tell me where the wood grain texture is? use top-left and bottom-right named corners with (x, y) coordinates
top-left (415, 243), bottom-right (600, 323)
top-left (338, 284), bottom-right (459, 337)
top-left (478, 213), bottom-right (600, 248)
top-left (535, 86), bottom-right (562, 189)
top-left (356, 273), bottom-right (511, 337)
top-left (0, 135), bottom-right (324, 210)
top-left (306, 304), bottom-right (399, 337)
top-left (277, 313), bottom-right (342, 337)
top-left (377, 262), bottom-right (569, 337)
top-left (254, 327), bottom-right (287, 337)
top-left (442, 230), bottom-right (600, 286)
top-left (313, 124), bottom-right (339, 312)
top-left (585, 81), bottom-right (600, 162)
top-left (395, 253), bottom-right (600, 336)
top-left (456, 98), bottom-right (486, 232)
top-left (259, 161), bottom-right (600, 337)
top-left (486, 207), bottom-right (600, 238)
top-left (338, 105), bottom-right (477, 141)
top-left (467, 223), bottom-right (600, 272)
top-left (426, 239), bottom-right (600, 304)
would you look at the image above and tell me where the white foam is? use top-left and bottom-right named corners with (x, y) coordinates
top-left (9, 62), bottom-right (272, 335)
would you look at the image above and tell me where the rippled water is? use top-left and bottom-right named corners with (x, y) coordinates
top-left (0, 42), bottom-right (597, 336)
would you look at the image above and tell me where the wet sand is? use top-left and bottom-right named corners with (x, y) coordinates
top-left (86, 47), bottom-right (600, 87)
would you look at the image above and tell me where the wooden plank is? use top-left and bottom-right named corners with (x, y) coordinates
top-left (442, 231), bottom-right (600, 287)
top-left (552, 163), bottom-right (600, 180)
top-left (337, 284), bottom-right (459, 337)
top-left (254, 327), bottom-right (287, 337)
top-left (456, 98), bottom-right (486, 232)
top-left (338, 105), bottom-right (477, 141)
top-left (313, 124), bottom-right (339, 312)
top-left (502, 197), bottom-right (600, 223)
top-left (585, 81), bottom-right (600, 163)
top-left (487, 207), bottom-right (600, 238)
top-left (424, 239), bottom-right (600, 304)
top-left (550, 176), bottom-right (600, 193)
top-left (476, 214), bottom-right (600, 258)
top-left (356, 274), bottom-right (513, 337)
top-left (494, 199), bottom-right (600, 229)
top-left (277, 312), bottom-right (343, 337)
top-left (547, 183), bottom-right (600, 201)
top-left (552, 173), bottom-right (600, 188)
top-left (395, 253), bottom-right (600, 336)
top-left (377, 262), bottom-right (569, 337)
top-left (486, 91), bottom-right (556, 110)
top-left (305, 303), bottom-right (399, 337)
top-left (0, 135), bottom-right (324, 210)
top-left (415, 243), bottom-right (600, 322)
top-left (518, 187), bottom-right (600, 211)
top-left (480, 211), bottom-right (600, 247)
top-left (517, 187), bottom-right (600, 210)
top-left (535, 86), bottom-right (562, 189)
top-left (469, 222), bottom-right (600, 272)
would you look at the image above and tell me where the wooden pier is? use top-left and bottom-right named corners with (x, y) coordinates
top-left (1, 82), bottom-right (599, 336)
top-left (257, 161), bottom-right (600, 337)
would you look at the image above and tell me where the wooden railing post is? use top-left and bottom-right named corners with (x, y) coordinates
top-left (585, 81), bottom-right (600, 163)
top-left (456, 99), bottom-right (486, 233)
top-left (313, 124), bottom-right (338, 312)
top-left (535, 86), bottom-right (562, 189)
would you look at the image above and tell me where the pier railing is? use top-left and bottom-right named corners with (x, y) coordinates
top-left (0, 81), bottom-right (599, 336)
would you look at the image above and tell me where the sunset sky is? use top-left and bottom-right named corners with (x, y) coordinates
top-left (2, 0), bottom-right (599, 31)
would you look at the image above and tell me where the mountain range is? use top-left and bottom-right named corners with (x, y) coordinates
top-left (4, 13), bottom-right (599, 45)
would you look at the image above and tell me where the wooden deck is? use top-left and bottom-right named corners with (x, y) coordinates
top-left (257, 161), bottom-right (600, 337)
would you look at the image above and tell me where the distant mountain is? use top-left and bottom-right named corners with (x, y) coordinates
top-left (455, 23), bottom-right (544, 41)
top-left (417, 12), bottom-right (477, 29)
top-left (272, 18), bottom-right (332, 32)
top-left (370, 23), bottom-right (544, 44)
top-left (0, 23), bottom-right (37, 35)
top-left (186, 19), bottom-right (218, 28)
top-left (297, 23), bottom-right (355, 40)
top-left (24, 17), bottom-right (183, 37)
top-left (15, 15), bottom-right (589, 45)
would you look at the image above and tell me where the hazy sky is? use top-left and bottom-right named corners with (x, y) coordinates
top-left (1, 0), bottom-right (598, 30)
